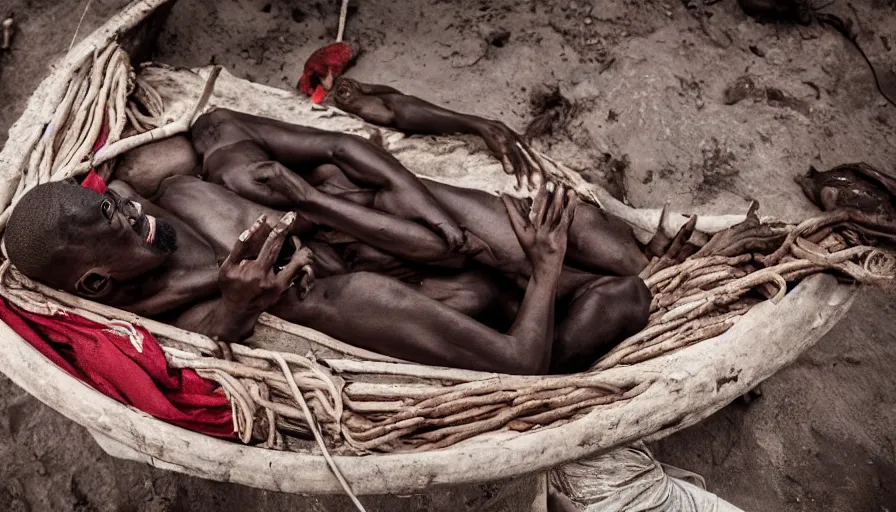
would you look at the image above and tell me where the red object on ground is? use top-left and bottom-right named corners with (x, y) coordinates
top-left (298, 42), bottom-right (354, 104)
top-left (0, 299), bottom-right (235, 438)
top-left (311, 85), bottom-right (328, 104)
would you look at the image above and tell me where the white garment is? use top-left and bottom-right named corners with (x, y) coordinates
top-left (551, 444), bottom-right (745, 512)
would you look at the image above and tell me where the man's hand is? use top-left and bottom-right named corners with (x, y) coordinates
top-left (478, 121), bottom-right (546, 190)
top-left (430, 220), bottom-right (467, 253)
top-left (501, 182), bottom-right (577, 275)
top-left (219, 213), bottom-right (314, 313)
top-left (247, 161), bottom-right (318, 206)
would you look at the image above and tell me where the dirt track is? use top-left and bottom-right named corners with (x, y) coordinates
top-left (1, 0), bottom-right (895, 510)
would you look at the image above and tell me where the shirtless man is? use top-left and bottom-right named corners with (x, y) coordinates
top-left (4, 95), bottom-right (649, 373)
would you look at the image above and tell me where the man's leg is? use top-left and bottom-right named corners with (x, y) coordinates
top-left (551, 275), bottom-right (651, 373)
top-left (268, 184), bottom-right (577, 375)
top-left (112, 135), bottom-right (199, 199)
top-left (311, 165), bottom-right (648, 277)
top-left (566, 204), bottom-right (649, 276)
top-left (417, 269), bottom-right (518, 323)
top-left (423, 180), bottom-right (649, 276)
top-left (192, 108), bottom-right (469, 250)
top-left (268, 271), bottom-right (539, 374)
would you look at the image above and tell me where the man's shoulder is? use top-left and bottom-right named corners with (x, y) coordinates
top-left (154, 174), bottom-right (205, 199)
top-left (106, 179), bottom-right (139, 199)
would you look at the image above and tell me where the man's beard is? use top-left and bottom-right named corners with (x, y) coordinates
top-left (151, 218), bottom-right (178, 254)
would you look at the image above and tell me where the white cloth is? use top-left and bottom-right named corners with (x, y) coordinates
top-left (551, 444), bottom-right (745, 512)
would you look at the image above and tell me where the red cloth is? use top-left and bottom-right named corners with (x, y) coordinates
top-left (0, 299), bottom-right (235, 438)
top-left (80, 120), bottom-right (111, 194)
top-left (81, 170), bottom-right (107, 194)
top-left (298, 42), bottom-right (354, 104)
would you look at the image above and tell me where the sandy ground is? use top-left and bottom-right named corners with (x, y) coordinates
top-left (1, 0), bottom-right (896, 510)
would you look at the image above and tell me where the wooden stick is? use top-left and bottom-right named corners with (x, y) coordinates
top-left (258, 314), bottom-right (403, 363)
top-left (325, 358), bottom-right (499, 382)
top-left (336, 0), bottom-right (349, 43)
top-left (92, 66), bottom-right (221, 167)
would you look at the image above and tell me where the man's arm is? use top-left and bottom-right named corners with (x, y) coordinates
top-left (173, 297), bottom-right (261, 342)
top-left (270, 183), bottom-right (576, 374)
top-left (246, 161), bottom-right (497, 267)
top-left (332, 78), bottom-right (488, 134)
top-left (331, 78), bottom-right (544, 187)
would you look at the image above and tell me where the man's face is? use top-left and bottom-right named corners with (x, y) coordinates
top-left (68, 188), bottom-right (177, 296)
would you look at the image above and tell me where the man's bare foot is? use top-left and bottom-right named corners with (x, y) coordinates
top-left (645, 211), bottom-right (698, 263)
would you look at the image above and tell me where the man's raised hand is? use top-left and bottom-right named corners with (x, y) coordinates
top-left (219, 212), bottom-right (314, 313)
top-left (501, 181), bottom-right (577, 275)
top-left (478, 121), bottom-right (546, 190)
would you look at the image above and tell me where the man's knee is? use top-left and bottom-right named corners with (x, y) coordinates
top-left (552, 276), bottom-right (651, 372)
top-left (611, 276), bottom-right (651, 336)
top-left (193, 108), bottom-right (237, 133)
top-left (329, 132), bottom-right (376, 161)
top-left (191, 108), bottom-right (241, 152)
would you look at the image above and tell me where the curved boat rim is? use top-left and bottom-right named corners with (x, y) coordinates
top-left (0, 273), bottom-right (855, 494)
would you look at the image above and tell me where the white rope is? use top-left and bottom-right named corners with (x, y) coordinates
top-left (69, 0), bottom-right (94, 51)
top-left (273, 354), bottom-right (367, 512)
top-left (336, 0), bottom-right (349, 43)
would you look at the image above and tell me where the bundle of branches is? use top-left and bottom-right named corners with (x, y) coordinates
top-left (0, 42), bottom-right (132, 230)
top-left (594, 207), bottom-right (895, 370)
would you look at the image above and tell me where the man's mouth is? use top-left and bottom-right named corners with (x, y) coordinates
top-left (145, 215), bottom-right (157, 245)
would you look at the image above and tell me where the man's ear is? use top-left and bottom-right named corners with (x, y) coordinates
top-left (75, 271), bottom-right (111, 298)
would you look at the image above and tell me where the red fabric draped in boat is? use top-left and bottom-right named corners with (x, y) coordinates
top-left (0, 299), bottom-right (235, 438)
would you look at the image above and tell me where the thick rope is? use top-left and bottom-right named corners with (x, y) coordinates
top-left (274, 354), bottom-right (366, 512)
top-left (0, 49), bottom-right (218, 230)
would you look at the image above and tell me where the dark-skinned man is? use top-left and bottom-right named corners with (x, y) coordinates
top-left (4, 90), bottom-right (650, 374)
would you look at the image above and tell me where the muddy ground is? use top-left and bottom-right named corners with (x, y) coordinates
top-left (1, 0), bottom-right (896, 510)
